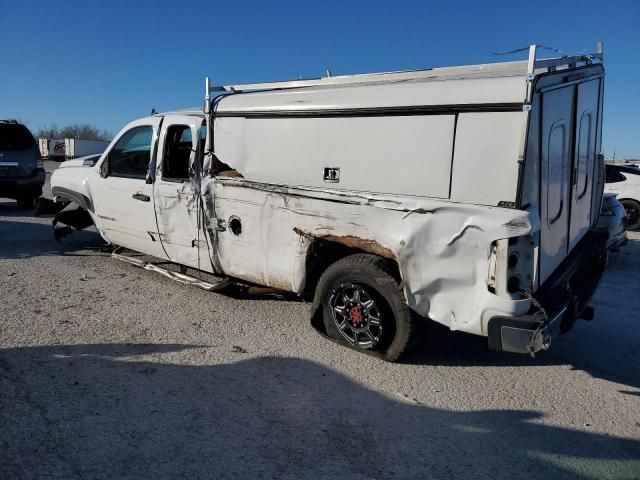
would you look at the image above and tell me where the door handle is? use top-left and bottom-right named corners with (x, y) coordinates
top-left (132, 193), bottom-right (150, 202)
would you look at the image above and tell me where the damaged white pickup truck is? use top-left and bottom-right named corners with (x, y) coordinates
top-left (51, 44), bottom-right (609, 361)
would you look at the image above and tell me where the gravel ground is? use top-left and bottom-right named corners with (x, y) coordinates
top-left (1, 195), bottom-right (639, 480)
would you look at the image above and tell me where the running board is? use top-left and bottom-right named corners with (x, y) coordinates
top-left (112, 248), bottom-right (232, 292)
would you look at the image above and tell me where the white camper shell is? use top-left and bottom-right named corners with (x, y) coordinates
top-left (50, 45), bottom-right (608, 361)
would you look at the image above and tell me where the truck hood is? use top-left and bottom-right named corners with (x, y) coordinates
top-left (57, 155), bottom-right (102, 169)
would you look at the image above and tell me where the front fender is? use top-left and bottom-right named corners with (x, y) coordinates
top-left (51, 185), bottom-right (94, 212)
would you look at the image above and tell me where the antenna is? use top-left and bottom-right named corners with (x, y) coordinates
top-left (596, 41), bottom-right (604, 62)
top-left (204, 76), bottom-right (211, 114)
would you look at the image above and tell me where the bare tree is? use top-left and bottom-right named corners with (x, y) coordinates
top-left (35, 125), bottom-right (61, 139)
top-left (36, 124), bottom-right (112, 141)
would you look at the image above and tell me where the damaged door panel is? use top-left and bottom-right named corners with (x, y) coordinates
top-left (154, 116), bottom-right (212, 270)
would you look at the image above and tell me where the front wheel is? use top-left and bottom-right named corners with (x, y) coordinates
top-left (621, 199), bottom-right (640, 231)
top-left (315, 254), bottom-right (415, 362)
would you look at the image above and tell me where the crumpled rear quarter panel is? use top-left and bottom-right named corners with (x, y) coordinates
top-left (212, 178), bottom-right (537, 336)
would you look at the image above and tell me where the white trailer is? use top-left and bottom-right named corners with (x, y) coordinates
top-left (64, 139), bottom-right (110, 160)
top-left (38, 138), bottom-right (66, 159)
top-left (51, 44), bottom-right (608, 361)
top-left (37, 138), bottom-right (47, 158)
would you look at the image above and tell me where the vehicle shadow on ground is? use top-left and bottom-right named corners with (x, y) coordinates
top-left (0, 204), bottom-right (106, 260)
top-left (2, 202), bottom-right (639, 394)
top-left (406, 318), bottom-right (640, 392)
top-left (406, 236), bottom-right (640, 392)
top-left (0, 343), bottom-right (638, 480)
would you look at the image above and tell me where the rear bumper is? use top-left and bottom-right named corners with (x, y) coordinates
top-left (0, 169), bottom-right (45, 198)
top-left (487, 228), bottom-right (609, 354)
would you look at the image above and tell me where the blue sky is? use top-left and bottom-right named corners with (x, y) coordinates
top-left (1, 0), bottom-right (639, 158)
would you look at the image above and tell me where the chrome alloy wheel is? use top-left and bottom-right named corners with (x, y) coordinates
top-left (329, 283), bottom-right (384, 349)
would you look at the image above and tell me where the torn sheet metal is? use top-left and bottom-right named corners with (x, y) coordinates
top-left (52, 201), bottom-right (94, 242)
top-left (153, 116), bottom-right (214, 271)
top-left (111, 247), bottom-right (231, 291)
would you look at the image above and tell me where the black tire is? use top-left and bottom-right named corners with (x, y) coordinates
top-left (16, 195), bottom-right (37, 210)
top-left (621, 199), bottom-right (640, 231)
top-left (315, 253), bottom-right (415, 362)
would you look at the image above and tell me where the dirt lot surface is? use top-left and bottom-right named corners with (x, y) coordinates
top-left (1, 196), bottom-right (639, 480)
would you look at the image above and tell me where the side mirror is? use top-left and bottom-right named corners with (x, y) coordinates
top-left (99, 155), bottom-right (110, 178)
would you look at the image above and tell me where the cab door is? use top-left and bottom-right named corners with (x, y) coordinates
top-left (154, 115), bottom-right (211, 270)
top-left (92, 118), bottom-right (168, 259)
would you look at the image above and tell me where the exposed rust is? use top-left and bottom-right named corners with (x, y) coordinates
top-left (293, 227), bottom-right (395, 260)
top-left (216, 169), bottom-right (244, 178)
top-left (267, 276), bottom-right (295, 292)
top-left (234, 271), bottom-right (294, 293)
top-left (246, 286), bottom-right (289, 296)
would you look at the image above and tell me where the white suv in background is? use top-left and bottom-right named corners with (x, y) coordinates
top-left (605, 165), bottom-right (640, 231)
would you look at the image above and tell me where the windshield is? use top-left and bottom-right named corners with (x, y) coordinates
top-left (0, 123), bottom-right (36, 151)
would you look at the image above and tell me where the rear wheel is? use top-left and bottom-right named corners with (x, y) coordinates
top-left (621, 199), bottom-right (640, 231)
top-left (315, 254), bottom-right (415, 362)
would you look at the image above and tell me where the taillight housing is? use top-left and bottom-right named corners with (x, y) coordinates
top-left (487, 235), bottom-right (536, 299)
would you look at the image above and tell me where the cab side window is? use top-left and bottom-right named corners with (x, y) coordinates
top-left (163, 125), bottom-right (192, 181)
top-left (108, 126), bottom-right (153, 179)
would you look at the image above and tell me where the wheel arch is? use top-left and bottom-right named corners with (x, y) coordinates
top-left (51, 185), bottom-right (94, 213)
top-left (617, 197), bottom-right (640, 204)
top-left (301, 236), bottom-right (402, 299)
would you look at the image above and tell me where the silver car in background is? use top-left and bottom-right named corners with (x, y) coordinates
top-left (599, 193), bottom-right (627, 252)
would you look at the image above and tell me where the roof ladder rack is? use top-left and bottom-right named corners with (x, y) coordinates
top-left (203, 42), bottom-right (604, 109)
top-left (524, 41), bottom-right (603, 106)
top-left (528, 41), bottom-right (603, 72)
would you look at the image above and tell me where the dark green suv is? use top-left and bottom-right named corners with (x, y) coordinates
top-left (0, 120), bottom-right (45, 208)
